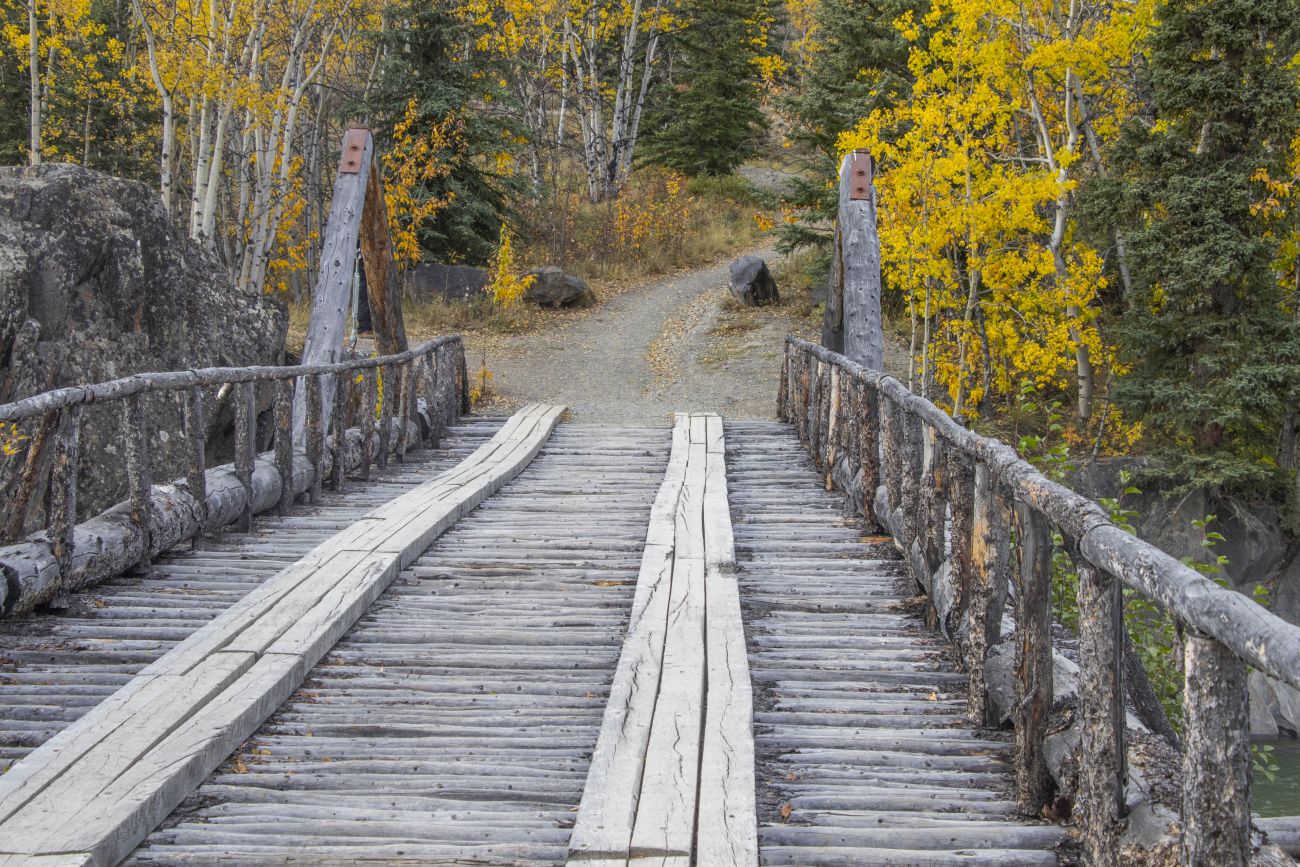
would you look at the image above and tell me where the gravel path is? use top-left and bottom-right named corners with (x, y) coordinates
top-left (466, 246), bottom-right (794, 424)
top-left (464, 244), bottom-right (908, 425)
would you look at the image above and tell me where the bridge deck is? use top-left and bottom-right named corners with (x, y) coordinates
top-left (0, 419), bottom-right (502, 772)
top-left (1, 415), bottom-right (1069, 866)
top-left (127, 425), bottom-right (669, 865)
top-left (727, 422), bottom-right (1064, 866)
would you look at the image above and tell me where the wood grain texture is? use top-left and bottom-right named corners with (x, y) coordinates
top-left (128, 424), bottom-right (671, 867)
top-left (728, 420), bottom-right (1063, 867)
top-left (0, 406), bottom-right (563, 867)
top-left (570, 414), bottom-right (756, 867)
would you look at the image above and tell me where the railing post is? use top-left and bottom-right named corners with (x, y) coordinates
top-left (423, 350), bottom-right (441, 449)
top-left (1075, 557), bottom-right (1127, 866)
top-left (1012, 501), bottom-right (1054, 813)
top-left (330, 370), bottom-right (348, 492)
top-left (183, 386), bottom-right (207, 546)
top-left (457, 342), bottom-right (471, 415)
top-left (4, 409), bottom-right (58, 543)
top-left (274, 378), bottom-right (295, 514)
top-left (807, 361), bottom-right (824, 465)
top-left (899, 410), bottom-right (923, 556)
top-left (797, 352), bottom-right (811, 447)
top-left (397, 360), bottom-right (414, 460)
top-left (234, 381), bottom-right (256, 532)
top-left (378, 364), bottom-right (394, 469)
top-left (966, 463), bottom-right (1010, 722)
top-left (122, 392), bottom-right (152, 567)
top-left (305, 373), bottom-right (324, 504)
top-left (945, 454), bottom-right (975, 637)
top-left (409, 356), bottom-right (427, 454)
top-left (359, 367), bottom-right (376, 479)
top-left (1181, 631), bottom-right (1251, 865)
top-left (823, 366), bottom-right (841, 489)
top-left (778, 343), bottom-right (790, 421)
top-left (856, 376), bottom-right (882, 530)
top-left (48, 405), bottom-right (82, 585)
top-left (879, 394), bottom-right (903, 532)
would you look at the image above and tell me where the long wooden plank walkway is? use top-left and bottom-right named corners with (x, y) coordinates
top-left (125, 425), bottom-right (670, 865)
top-left (0, 418), bottom-right (503, 773)
top-left (725, 421), bottom-right (1066, 866)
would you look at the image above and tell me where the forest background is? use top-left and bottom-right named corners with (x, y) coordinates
top-left (2, 0), bottom-right (1299, 503)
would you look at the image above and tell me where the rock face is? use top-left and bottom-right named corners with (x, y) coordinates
top-left (406, 263), bottom-right (489, 302)
top-left (728, 255), bottom-right (779, 307)
top-left (524, 266), bottom-right (595, 308)
top-left (0, 163), bottom-right (286, 521)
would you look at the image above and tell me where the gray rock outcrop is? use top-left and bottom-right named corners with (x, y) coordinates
top-left (0, 163), bottom-right (286, 522)
top-left (728, 255), bottom-right (779, 307)
top-left (524, 266), bottom-right (595, 308)
top-left (406, 263), bottom-right (489, 302)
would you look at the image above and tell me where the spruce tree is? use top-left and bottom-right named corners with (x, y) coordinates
top-left (638, 0), bottom-right (775, 176)
top-left (1088, 0), bottom-right (1300, 491)
top-left (365, 0), bottom-right (522, 266)
top-left (775, 0), bottom-right (922, 256)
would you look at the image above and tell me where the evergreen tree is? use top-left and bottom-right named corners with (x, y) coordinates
top-left (638, 0), bottom-right (775, 177)
top-left (365, 0), bottom-right (522, 266)
top-left (1087, 0), bottom-right (1300, 491)
top-left (775, 0), bottom-right (922, 257)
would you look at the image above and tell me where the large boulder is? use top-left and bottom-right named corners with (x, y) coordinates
top-left (728, 255), bottom-right (779, 307)
top-left (0, 164), bottom-right (286, 522)
top-left (524, 266), bottom-right (595, 308)
top-left (406, 263), bottom-right (489, 303)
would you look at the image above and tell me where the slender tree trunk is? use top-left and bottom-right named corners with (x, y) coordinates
top-left (27, 0), bottom-right (41, 165)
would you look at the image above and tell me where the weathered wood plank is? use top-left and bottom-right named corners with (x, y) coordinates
top-left (1012, 501), bottom-right (1053, 813)
top-left (0, 405), bottom-right (565, 867)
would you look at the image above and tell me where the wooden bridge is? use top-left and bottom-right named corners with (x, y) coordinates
top-left (0, 332), bottom-right (1298, 866)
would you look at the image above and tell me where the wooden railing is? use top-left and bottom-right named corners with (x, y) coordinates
top-left (0, 335), bottom-right (469, 618)
top-left (780, 335), bottom-right (1300, 866)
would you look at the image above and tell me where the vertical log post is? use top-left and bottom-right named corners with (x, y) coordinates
top-left (946, 456), bottom-right (976, 639)
top-left (967, 463), bottom-right (1011, 722)
top-left (457, 344), bottom-right (470, 416)
top-left (122, 392), bottom-right (151, 567)
top-left (899, 412), bottom-right (923, 556)
top-left (1012, 501), bottom-right (1054, 813)
top-left (422, 351), bottom-right (442, 449)
top-left (3, 409), bottom-right (58, 542)
top-left (359, 367), bottom-right (376, 480)
top-left (879, 395), bottom-right (904, 526)
top-left (305, 373), bottom-right (324, 504)
top-left (274, 379), bottom-right (295, 514)
top-left (778, 344), bottom-right (790, 421)
top-left (1181, 632), bottom-right (1251, 865)
top-left (47, 405), bottom-right (82, 584)
top-left (330, 370), bottom-right (348, 492)
top-left (396, 360), bottom-right (413, 459)
top-left (1076, 557), bottom-right (1127, 866)
top-left (857, 376), bottom-right (882, 530)
top-left (378, 364), bottom-right (393, 469)
top-left (824, 366), bottom-right (841, 489)
top-left (409, 357), bottom-right (426, 454)
top-left (234, 382), bottom-right (256, 532)
top-left (293, 127), bottom-right (373, 447)
top-left (824, 150), bottom-right (885, 372)
top-left (807, 361), bottom-right (823, 465)
top-left (183, 387), bottom-right (207, 546)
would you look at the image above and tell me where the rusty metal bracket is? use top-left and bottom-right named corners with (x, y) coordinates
top-left (338, 127), bottom-right (369, 174)
top-left (849, 149), bottom-right (873, 201)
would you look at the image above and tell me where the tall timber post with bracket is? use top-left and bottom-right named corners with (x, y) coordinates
top-left (823, 149), bottom-right (885, 373)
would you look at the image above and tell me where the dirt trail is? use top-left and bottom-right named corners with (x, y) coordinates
top-left (464, 246), bottom-right (809, 424)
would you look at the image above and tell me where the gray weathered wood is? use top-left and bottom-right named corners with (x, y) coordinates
top-left (3, 409), bottom-right (57, 543)
top-left (292, 128), bottom-right (373, 447)
top-left (359, 159), bottom-right (409, 359)
top-left (235, 382), bottom-right (256, 532)
top-left (822, 151), bottom-right (884, 371)
top-left (1075, 559), bottom-right (1125, 866)
top-left (122, 393), bottom-right (151, 569)
top-left (48, 406), bottom-right (82, 585)
top-left (274, 379), bottom-right (295, 514)
top-left (330, 371), bottom-right (348, 493)
top-left (182, 387), bottom-right (207, 541)
top-left (359, 367), bottom-right (376, 480)
top-left (0, 405), bottom-right (564, 867)
top-left (1012, 501), bottom-right (1053, 814)
top-left (306, 374), bottom-right (324, 505)
top-left (966, 463), bottom-right (1010, 723)
top-left (1181, 631), bottom-right (1250, 865)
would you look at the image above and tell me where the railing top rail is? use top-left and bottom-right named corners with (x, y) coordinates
top-left (786, 334), bottom-right (1300, 691)
top-left (0, 334), bottom-right (461, 423)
